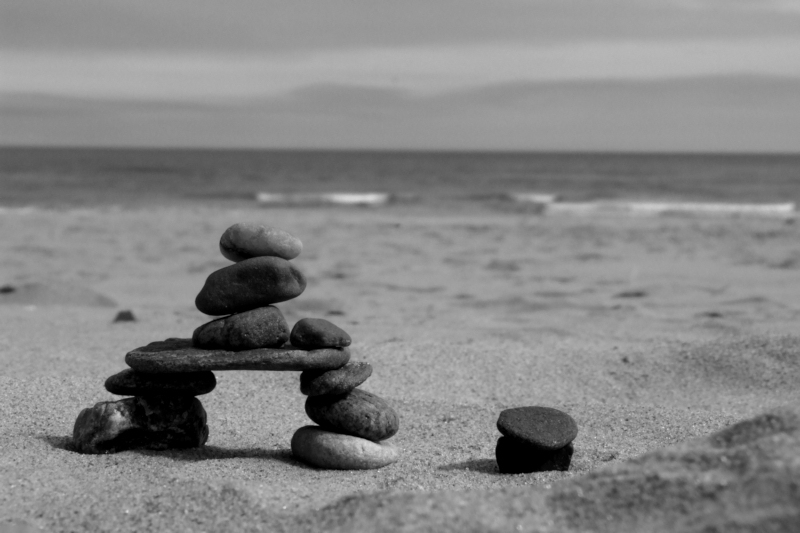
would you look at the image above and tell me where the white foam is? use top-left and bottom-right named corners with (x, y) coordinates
top-left (546, 201), bottom-right (796, 218)
top-left (255, 192), bottom-right (390, 206)
top-left (508, 193), bottom-right (560, 204)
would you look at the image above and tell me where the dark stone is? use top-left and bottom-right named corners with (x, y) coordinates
top-left (497, 406), bottom-right (577, 451)
top-left (290, 318), bottom-right (351, 349)
top-left (496, 437), bottom-right (573, 473)
top-left (305, 388), bottom-right (398, 442)
top-left (300, 361), bottom-right (372, 396)
top-left (72, 396), bottom-right (208, 454)
top-left (105, 368), bottom-right (216, 396)
top-left (192, 306), bottom-right (289, 351)
top-left (219, 223), bottom-right (303, 262)
top-left (195, 256), bottom-right (306, 315)
top-left (126, 338), bottom-right (349, 373)
top-left (0, 284), bottom-right (16, 294)
top-left (113, 310), bottom-right (136, 322)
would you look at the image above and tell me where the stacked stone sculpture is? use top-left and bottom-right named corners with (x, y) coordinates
top-left (495, 406), bottom-right (577, 473)
top-left (71, 223), bottom-right (399, 470)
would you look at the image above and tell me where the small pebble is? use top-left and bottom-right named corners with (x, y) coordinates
top-left (113, 310), bottom-right (136, 322)
top-left (105, 368), bottom-right (216, 396)
top-left (219, 223), bottom-right (303, 262)
top-left (495, 437), bottom-right (573, 473)
top-left (126, 338), bottom-right (349, 373)
top-left (305, 388), bottom-right (398, 442)
top-left (193, 306), bottom-right (289, 351)
top-left (195, 256), bottom-right (306, 315)
top-left (300, 361), bottom-right (372, 396)
top-left (291, 425), bottom-right (399, 470)
top-left (497, 406), bottom-right (578, 451)
top-left (72, 396), bottom-right (208, 454)
top-left (290, 318), bottom-right (351, 349)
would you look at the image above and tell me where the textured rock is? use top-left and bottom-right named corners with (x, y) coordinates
top-left (195, 256), bottom-right (306, 315)
top-left (497, 406), bottom-right (578, 451)
top-left (126, 338), bottom-right (349, 373)
top-left (291, 426), bottom-right (399, 470)
top-left (192, 306), bottom-right (289, 351)
top-left (300, 361), bottom-right (372, 396)
top-left (105, 368), bottom-right (216, 396)
top-left (305, 388), bottom-right (398, 442)
top-left (290, 318), bottom-right (351, 349)
top-left (219, 223), bottom-right (303, 262)
top-left (496, 437), bottom-right (573, 473)
top-left (72, 396), bottom-right (208, 454)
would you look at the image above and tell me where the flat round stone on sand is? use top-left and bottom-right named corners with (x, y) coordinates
top-left (193, 306), bottom-right (289, 351)
top-left (305, 388), bottom-right (398, 442)
top-left (220, 223), bottom-right (303, 262)
top-left (300, 361), bottom-right (372, 396)
top-left (291, 425), bottom-right (399, 470)
top-left (195, 256), bottom-right (306, 315)
top-left (497, 406), bottom-right (578, 451)
top-left (125, 338), bottom-right (349, 373)
top-left (105, 368), bottom-right (216, 396)
top-left (290, 318), bottom-right (351, 349)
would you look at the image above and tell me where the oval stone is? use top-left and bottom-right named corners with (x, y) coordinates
top-left (195, 256), bottom-right (306, 315)
top-left (305, 388), bottom-right (398, 442)
top-left (192, 306), bottom-right (289, 351)
top-left (290, 318), bottom-right (351, 349)
top-left (126, 338), bottom-right (349, 373)
top-left (300, 361), bottom-right (372, 396)
top-left (291, 426), bottom-right (399, 470)
top-left (105, 368), bottom-right (216, 396)
top-left (496, 406), bottom-right (578, 451)
top-left (219, 223), bottom-right (303, 262)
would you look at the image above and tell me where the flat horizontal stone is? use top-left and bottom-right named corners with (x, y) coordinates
top-left (105, 368), bottom-right (216, 396)
top-left (195, 256), bottom-right (306, 316)
top-left (291, 425), bottom-right (399, 470)
top-left (126, 338), bottom-right (350, 373)
top-left (192, 306), bottom-right (289, 351)
top-left (497, 406), bottom-right (578, 451)
top-left (220, 223), bottom-right (303, 262)
top-left (72, 396), bottom-right (208, 454)
top-left (305, 388), bottom-right (398, 442)
top-left (300, 361), bottom-right (372, 396)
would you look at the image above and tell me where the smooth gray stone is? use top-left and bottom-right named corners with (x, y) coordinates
top-left (72, 396), bottom-right (208, 454)
top-left (105, 368), bottom-right (216, 396)
top-left (126, 338), bottom-right (350, 373)
top-left (219, 223), bottom-right (303, 262)
top-left (290, 318), bottom-right (351, 349)
top-left (305, 388), bottom-right (398, 442)
top-left (291, 425), bottom-right (399, 470)
top-left (192, 306), bottom-right (289, 351)
top-left (497, 406), bottom-right (578, 451)
top-left (195, 256), bottom-right (306, 315)
top-left (300, 361), bottom-right (372, 396)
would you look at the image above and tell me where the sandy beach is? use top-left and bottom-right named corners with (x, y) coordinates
top-left (1, 203), bottom-right (798, 532)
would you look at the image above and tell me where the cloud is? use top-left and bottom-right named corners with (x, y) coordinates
top-left (2, 38), bottom-right (799, 102)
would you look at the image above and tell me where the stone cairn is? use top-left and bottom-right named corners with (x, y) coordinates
top-left (495, 406), bottom-right (577, 473)
top-left (72, 223), bottom-right (400, 470)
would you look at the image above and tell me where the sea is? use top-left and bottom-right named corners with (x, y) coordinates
top-left (1, 148), bottom-right (798, 208)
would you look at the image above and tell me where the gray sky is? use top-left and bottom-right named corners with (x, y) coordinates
top-left (2, 0), bottom-right (799, 151)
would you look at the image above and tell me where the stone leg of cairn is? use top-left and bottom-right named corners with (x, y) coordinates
top-left (72, 395), bottom-right (208, 454)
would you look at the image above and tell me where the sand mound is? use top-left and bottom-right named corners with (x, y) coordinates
top-left (0, 282), bottom-right (116, 307)
top-left (289, 407), bottom-right (800, 532)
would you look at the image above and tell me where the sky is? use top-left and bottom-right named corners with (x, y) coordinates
top-left (1, 0), bottom-right (799, 152)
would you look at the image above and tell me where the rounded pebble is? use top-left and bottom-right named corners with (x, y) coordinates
top-left (195, 256), bottom-right (306, 315)
top-left (497, 406), bottom-right (578, 451)
top-left (192, 306), bottom-right (289, 351)
top-left (220, 223), bottom-right (303, 262)
top-left (290, 318), bottom-right (351, 349)
top-left (495, 437), bottom-right (573, 473)
top-left (291, 425), bottom-right (399, 470)
top-left (305, 388), bottom-right (398, 442)
top-left (126, 338), bottom-right (349, 373)
top-left (105, 368), bottom-right (216, 396)
top-left (300, 361), bottom-right (372, 396)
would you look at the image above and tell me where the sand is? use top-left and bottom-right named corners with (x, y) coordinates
top-left (0, 203), bottom-right (798, 532)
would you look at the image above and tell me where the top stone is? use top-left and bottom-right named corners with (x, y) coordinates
top-left (291, 318), bottom-right (351, 349)
top-left (220, 223), bottom-right (303, 262)
top-left (496, 406), bottom-right (578, 451)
